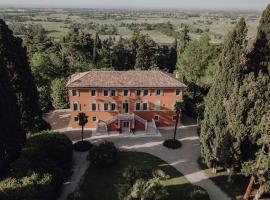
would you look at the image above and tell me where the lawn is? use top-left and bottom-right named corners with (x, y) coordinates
top-left (198, 158), bottom-right (248, 200)
top-left (70, 151), bottom-right (209, 200)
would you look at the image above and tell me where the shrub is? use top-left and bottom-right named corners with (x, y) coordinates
top-left (189, 187), bottom-right (210, 200)
top-left (0, 131), bottom-right (73, 200)
top-left (119, 167), bottom-right (169, 200)
top-left (73, 141), bottom-right (93, 152)
top-left (67, 190), bottom-right (88, 200)
top-left (163, 139), bottom-right (182, 149)
top-left (26, 131), bottom-right (73, 168)
top-left (87, 141), bottom-right (118, 168)
top-left (123, 166), bottom-right (152, 184)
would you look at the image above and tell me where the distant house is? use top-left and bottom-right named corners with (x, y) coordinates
top-left (66, 70), bottom-right (186, 134)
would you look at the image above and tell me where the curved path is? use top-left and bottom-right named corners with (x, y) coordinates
top-left (53, 109), bottom-right (230, 200)
top-left (58, 151), bottom-right (89, 200)
top-left (91, 125), bottom-right (230, 200)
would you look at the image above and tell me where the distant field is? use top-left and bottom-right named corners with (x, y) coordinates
top-left (0, 8), bottom-right (260, 44)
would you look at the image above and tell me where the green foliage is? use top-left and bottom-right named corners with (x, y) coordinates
top-left (122, 166), bottom-right (152, 184)
top-left (0, 19), bottom-right (49, 133)
top-left (26, 131), bottom-right (73, 168)
top-left (163, 139), bottom-right (182, 149)
top-left (0, 21), bottom-right (25, 172)
top-left (177, 33), bottom-right (220, 118)
top-left (129, 178), bottom-right (168, 200)
top-left (0, 131), bottom-right (73, 200)
top-left (30, 52), bottom-right (67, 111)
top-left (78, 112), bottom-right (88, 127)
top-left (87, 141), bottom-right (119, 168)
top-left (73, 141), bottom-right (93, 152)
top-left (134, 33), bottom-right (157, 70)
top-left (23, 24), bottom-right (54, 56)
top-left (189, 187), bottom-right (210, 200)
top-left (61, 28), bottom-right (94, 66)
top-left (177, 34), bottom-right (218, 85)
top-left (67, 191), bottom-right (88, 200)
top-left (200, 18), bottom-right (247, 167)
top-left (120, 166), bottom-right (169, 200)
top-left (177, 25), bottom-right (191, 54)
top-left (201, 5), bottom-right (270, 194)
top-left (51, 78), bottom-right (69, 109)
top-left (88, 141), bottom-right (118, 166)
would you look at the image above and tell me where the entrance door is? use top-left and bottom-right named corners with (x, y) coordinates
top-left (122, 102), bottom-right (129, 113)
top-left (122, 121), bottom-right (130, 132)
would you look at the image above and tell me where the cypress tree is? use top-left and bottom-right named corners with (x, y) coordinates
top-left (93, 32), bottom-right (102, 64)
top-left (200, 18), bottom-right (247, 167)
top-left (0, 19), bottom-right (50, 133)
top-left (0, 41), bottom-right (25, 172)
top-left (51, 78), bottom-right (69, 109)
top-left (226, 6), bottom-right (270, 192)
top-left (177, 26), bottom-right (190, 55)
top-left (169, 38), bottom-right (178, 72)
top-left (134, 34), bottom-right (156, 70)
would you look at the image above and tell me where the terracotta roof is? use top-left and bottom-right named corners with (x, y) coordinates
top-left (66, 70), bottom-right (186, 88)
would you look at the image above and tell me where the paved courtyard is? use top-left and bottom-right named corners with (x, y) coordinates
top-left (45, 110), bottom-right (230, 200)
top-left (89, 126), bottom-right (230, 200)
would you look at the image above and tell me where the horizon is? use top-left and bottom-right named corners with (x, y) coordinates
top-left (0, 0), bottom-right (269, 11)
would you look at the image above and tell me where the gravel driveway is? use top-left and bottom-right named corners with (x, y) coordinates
top-left (51, 110), bottom-right (230, 200)
top-left (90, 125), bottom-right (230, 200)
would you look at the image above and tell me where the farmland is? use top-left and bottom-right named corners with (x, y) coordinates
top-left (0, 8), bottom-right (260, 44)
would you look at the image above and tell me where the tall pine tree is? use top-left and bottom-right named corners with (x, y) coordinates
top-left (200, 18), bottom-right (247, 167)
top-left (0, 19), bottom-right (50, 133)
top-left (0, 38), bottom-right (25, 172)
top-left (226, 6), bottom-right (270, 194)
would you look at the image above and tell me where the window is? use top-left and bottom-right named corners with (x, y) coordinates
top-left (175, 89), bottom-right (181, 96)
top-left (72, 90), bottom-right (78, 96)
top-left (91, 90), bottom-right (96, 96)
top-left (73, 102), bottom-right (79, 111)
top-left (156, 89), bottom-right (162, 96)
top-left (91, 103), bottom-right (97, 111)
top-left (143, 102), bottom-right (148, 111)
top-left (155, 101), bottom-right (161, 111)
top-left (123, 89), bottom-right (129, 96)
top-left (111, 103), bottom-right (116, 111)
top-left (143, 89), bottom-right (149, 96)
top-left (172, 115), bottom-right (177, 121)
top-left (154, 115), bottom-right (159, 121)
top-left (104, 90), bottom-right (109, 96)
top-left (92, 116), bottom-right (97, 122)
top-left (135, 102), bottom-right (141, 111)
top-left (104, 103), bottom-right (109, 111)
top-left (74, 117), bottom-right (78, 122)
top-left (136, 90), bottom-right (141, 96)
top-left (111, 90), bottom-right (116, 96)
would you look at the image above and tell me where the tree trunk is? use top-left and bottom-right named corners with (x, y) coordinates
top-left (253, 185), bottom-right (264, 200)
top-left (173, 113), bottom-right (179, 141)
top-left (243, 144), bottom-right (265, 200)
top-left (212, 163), bottom-right (217, 174)
top-left (81, 125), bottom-right (84, 142)
top-left (227, 167), bottom-right (234, 183)
top-left (243, 174), bottom-right (256, 200)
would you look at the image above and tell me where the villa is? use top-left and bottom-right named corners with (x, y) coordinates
top-left (66, 70), bottom-right (186, 134)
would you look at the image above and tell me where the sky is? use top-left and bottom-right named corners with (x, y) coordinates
top-left (0, 0), bottom-right (269, 10)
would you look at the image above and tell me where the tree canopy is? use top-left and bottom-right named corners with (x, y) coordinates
top-left (0, 19), bottom-right (49, 133)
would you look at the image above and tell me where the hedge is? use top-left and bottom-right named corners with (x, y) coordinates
top-left (73, 141), bottom-right (93, 152)
top-left (0, 131), bottom-right (73, 200)
top-left (87, 141), bottom-right (119, 168)
top-left (163, 139), bottom-right (182, 149)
